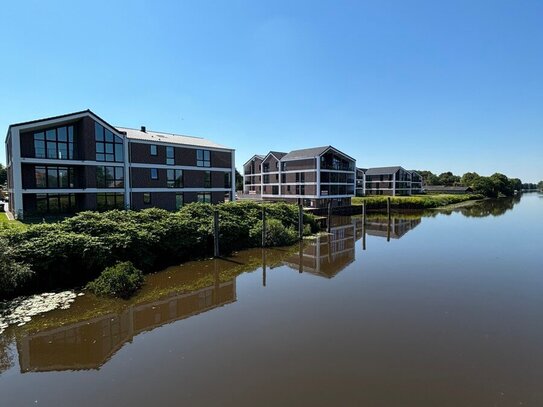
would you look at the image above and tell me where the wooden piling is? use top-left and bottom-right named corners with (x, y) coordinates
top-left (262, 205), bottom-right (267, 247)
top-left (327, 200), bottom-right (332, 233)
top-left (298, 203), bottom-right (304, 239)
top-left (213, 209), bottom-right (220, 257)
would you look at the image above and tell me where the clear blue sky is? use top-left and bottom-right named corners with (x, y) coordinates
top-left (1, 0), bottom-right (542, 182)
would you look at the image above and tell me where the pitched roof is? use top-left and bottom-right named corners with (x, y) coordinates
top-left (116, 127), bottom-right (233, 150)
top-left (269, 151), bottom-right (287, 159)
top-left (365, 166), bottom-right (403, 175)
top-left (281, 146), bottom-right (331, 161)
top-left (243, 154), bottom-right (265, 166)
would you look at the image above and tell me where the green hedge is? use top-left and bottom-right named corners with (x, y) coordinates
top-left (351, 194), bottom-right (483, 209)
top-left (0, 201), bottom-right (319, 298)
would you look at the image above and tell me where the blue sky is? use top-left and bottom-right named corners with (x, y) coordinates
top-left (1, 0), bottom-right (542, 182)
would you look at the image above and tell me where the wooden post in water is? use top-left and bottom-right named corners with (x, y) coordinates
top-left (261, 205), bottom-right (267, 247)
top-left (362, 202), bottom-right (366, 250)
top-left (387, 197), bottom-right (391, 242)
top-left (298, 241), bottom-right (304, 273)
top-left (298, 203), bottom-right (304, 240)
top-left (327, 200), bottom-right (332, 233)
top-left (262, 248), bottom-right (267, 287)
top-left (213, 209), bottom-right (220, 257)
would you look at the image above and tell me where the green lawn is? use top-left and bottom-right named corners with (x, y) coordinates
top-left (0, 212), bottom-right (26, 230)
top-left (351, 194), bottom-right (484, 209)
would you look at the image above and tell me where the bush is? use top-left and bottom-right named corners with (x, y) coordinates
top-left (0, 236), bottom-right (33, 297)
top-left (249, 218), bottom-right (299, 247)
top-left (86, 261), bottom-right (144, 299)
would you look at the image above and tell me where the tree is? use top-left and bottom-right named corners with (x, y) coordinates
top-left (461, 172), bottom-right (480, 187)
top-left (235, 169), bottom-right (243, 192)
top-left (438, 172), bottom-right (461, 186)
top-left (490, 173), bottom-right (514, 196)
top-left (0, 164), bottom-right (6, 186)
top-left (417, 170), bottom-right (439, 185)
top-left (538, 181), bottom-right (543, 190)
top-left (509, 178), bottom-right (523, 193)
top-left (473, 176), bottom-right (498, 197)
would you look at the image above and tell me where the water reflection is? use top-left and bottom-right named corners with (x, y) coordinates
top-left (17, 275), bottom-right (236, 373)
top-left (436, 196), bottom-right (522, 218)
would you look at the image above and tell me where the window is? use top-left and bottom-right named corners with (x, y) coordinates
top-left (34, 126), bottom-right (75, 160)
top-left (166, 146), bottom-right (174, 165)
top-left (35, 166), bottom-right (75, 189)
top-left (197, 149), bottom-right (211, 167)
top-left (175, 193), bottom-right (184, 209)
top-left (197, 192), bottom-right (211, 203)
top-left (97, 193), bottom-right (124, 210)
top-left (281, 174), bottom-right (286, 183)
top-left (96, 166), bottom-right (124, 188)
top-left (150, 168), bottom-right (158, 180)
top-left (224, 172), bottom-right (231, 189)
top-left (95, 122), bottom-right (123, 162)
top-left (36, 194), bottom-right (77, 214)
top-left (167, 169), bottom-right (183, 188)
top-left (204, 171), bottom-right (211, 188)
top-left (143, 193), bottom-right (151, 204)
top-left (150, 145), bottom-right (158, 156)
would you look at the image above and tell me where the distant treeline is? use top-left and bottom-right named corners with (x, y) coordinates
top-left (416, 170), bottom-right (542, 197)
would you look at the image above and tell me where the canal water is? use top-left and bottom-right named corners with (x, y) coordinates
top-left (0, 193), bottom-right (542, 406)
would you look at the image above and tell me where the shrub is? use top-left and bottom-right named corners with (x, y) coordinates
top-left (86, 261), bottom-right (144, 299)
top-left (249, 218), bottom-right (299, 247)
top-left (0, 236), bottom-right (33, 297)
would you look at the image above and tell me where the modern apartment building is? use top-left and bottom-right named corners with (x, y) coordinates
top-left (243, 146), bottom-right (356, 207)
top-left (358, 166), bottom-right (423, 196)
top-left (5, 110), bottom-right (235, 219)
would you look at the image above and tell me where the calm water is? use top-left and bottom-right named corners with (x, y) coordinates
top-left (1, 194), bottom-right (542, 406)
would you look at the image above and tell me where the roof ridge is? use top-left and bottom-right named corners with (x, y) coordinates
top-left (116, 126), bottom-right (204, 140)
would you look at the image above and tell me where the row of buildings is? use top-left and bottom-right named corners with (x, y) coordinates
top-left (4, 109), bottom-right (423, 218)
top-left (243, 150), bottom-right (423, 208)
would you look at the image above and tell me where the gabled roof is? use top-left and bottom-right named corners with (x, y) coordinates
top-left (281, 146), bottom-right (330, 161)
top-left (365, 166), bottom-right (403, 176)
top-left (115, 127), bottom-right (233, 150)
top-left (262, 151), bottom-right (287, 162)
top-left (243, 154), bottom-right (265, 166)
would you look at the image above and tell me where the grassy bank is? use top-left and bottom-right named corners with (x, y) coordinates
top-left (0, 201), bottom-right (319, 298)
top-left (0, 213), bottom-right (25, 231)
top-left (351, 194), bottom-right (484, 210)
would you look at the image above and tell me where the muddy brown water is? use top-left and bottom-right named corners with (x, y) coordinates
top-left (1, 194), bottom-right (542, 406)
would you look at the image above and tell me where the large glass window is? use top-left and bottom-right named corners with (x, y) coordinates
top-left (167, 169), bottom-right (183, 188)
top-left (36, 193), bottom-right (77, 214)
top-left (224, 172), bottom-right (231, 189)
top-left (204, 171), bottom-right (211, 188)
top-left (97, 193), bottom-right (124, 210)
top-left (175, 193), bottom-right (184, 209)
top-left (96, 166), bottom-right (124, 188)
top-left (197, 192), bottom-right (211, 203)
top-left (166, 146), bottom-right (175, 165)
top-left (34, 125), bottom-right (75, 160)
top-left (35, 166), bottom-right (75, 188)
top-left (150, 145), bottom-right (158, 156)
top-left (196, 149), bottom-right (211, 167)
top-left (95, 122), bottom-right (123, 162)
top-left (150, 168), bottom-right (158, 180)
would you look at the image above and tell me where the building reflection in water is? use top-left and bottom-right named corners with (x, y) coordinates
top-left (15, 214), bottom-right (422, 373)
top-left (17, 276), bottom-right (236, 373)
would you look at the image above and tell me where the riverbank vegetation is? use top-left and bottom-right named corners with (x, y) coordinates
top-left (352, 194), bottom-right (483, 209)
top-left (0, 201), bottom-right (319, 298)
top-left (416, 170), bottom-right (528, 197)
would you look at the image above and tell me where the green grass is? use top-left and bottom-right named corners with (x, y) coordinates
top-left (0, 212), bottom-right (26, 230)
top-left (351, 194), bottom-right (484, 209)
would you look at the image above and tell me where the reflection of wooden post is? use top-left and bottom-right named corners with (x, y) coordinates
top-left (261, 205), bottom-right (266, 247)
top-left (387, 197), bottom-right (391, 218)
top-left (298, 241), bottom-right (304, 273)
top-left (298, 203), bottom-right (304, 239)
top-left (362, 203), bottom-right (366, 250)
top-left (214, 259), bottom-right (220, 305)
top-left (327, 200), bottom-right (332, 233)
top-left (213, 209), bottom-right (220, 257)
top-left (262, 249), bottom-right (267, 287)
top-left (387, 197), bottom-right (391, 242)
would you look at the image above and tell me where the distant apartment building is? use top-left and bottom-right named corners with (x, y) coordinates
top-left (243, 146), bottom-right (356, 207)
top-left (5, 110), bottom-right (235, 218)
top-left (357, 166), bottom-right (423, 196)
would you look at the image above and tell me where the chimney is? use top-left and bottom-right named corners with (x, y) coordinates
top-left (141, 126), bottom-right (146, 132)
